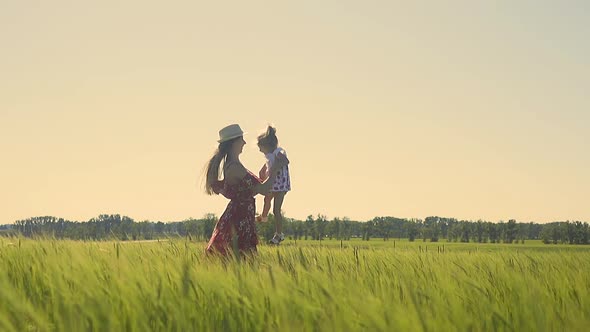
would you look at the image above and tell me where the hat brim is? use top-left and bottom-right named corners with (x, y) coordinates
top-left (218, 132), bottom-right (246, 143)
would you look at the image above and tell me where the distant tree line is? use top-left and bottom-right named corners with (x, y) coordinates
top-left (1, 214), bottom-right (588, 245)
top-left (3, 214), bottom-right (218, 242)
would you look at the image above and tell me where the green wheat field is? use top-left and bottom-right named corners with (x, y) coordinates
top-left (1, 238), bottom-right (588, 331)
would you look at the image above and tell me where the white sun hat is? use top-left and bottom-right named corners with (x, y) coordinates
top-left (218, 124), bottom-right (246, 143)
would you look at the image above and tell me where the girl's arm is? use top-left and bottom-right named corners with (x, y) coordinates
top-left (259, 164), bottom-right (268, 181)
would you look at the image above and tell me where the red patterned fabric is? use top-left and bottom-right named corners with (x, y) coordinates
top-left (206, 171), bottom-right (261, 256)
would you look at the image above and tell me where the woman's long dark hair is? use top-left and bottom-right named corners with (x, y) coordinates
top-left (204, 138), bottom-right (238, 195)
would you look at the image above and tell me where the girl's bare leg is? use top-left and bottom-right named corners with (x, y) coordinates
top-left (272, 192), bottom-right (286, 235)
top-left (261, 194), bottom-right (273, 218)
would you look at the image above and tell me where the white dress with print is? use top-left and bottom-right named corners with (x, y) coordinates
top-left (265, 147), bottom-right (291, 192)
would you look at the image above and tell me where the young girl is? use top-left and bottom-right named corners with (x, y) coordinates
top-left (256, 126), bottom-right (291, 244)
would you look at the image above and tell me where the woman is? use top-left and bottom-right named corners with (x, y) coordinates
top-left (204, 124), bottom-right (288, 256)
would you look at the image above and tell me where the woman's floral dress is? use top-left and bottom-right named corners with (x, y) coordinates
top-left (206, 171), bottom-right (261, 256)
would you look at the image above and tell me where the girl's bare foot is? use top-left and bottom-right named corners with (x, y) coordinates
top-left (256, 215), bottom-right (268, 222)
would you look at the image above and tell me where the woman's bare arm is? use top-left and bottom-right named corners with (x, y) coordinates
top-left (223, 154), bottom-right (289, 194)
top-left (224, 163), bottom-right (248, 186)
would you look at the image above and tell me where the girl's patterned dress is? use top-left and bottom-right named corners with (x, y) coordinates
top-left (206, 171), bottom-right (261, 256)
top-left (265, 147), bottom-right (291, 192)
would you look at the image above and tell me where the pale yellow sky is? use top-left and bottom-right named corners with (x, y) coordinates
top-left (1, 1), bottom-right (589, 223)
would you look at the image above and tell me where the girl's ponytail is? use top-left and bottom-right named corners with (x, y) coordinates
top-left (258, 125), bottom-right (278, 150)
